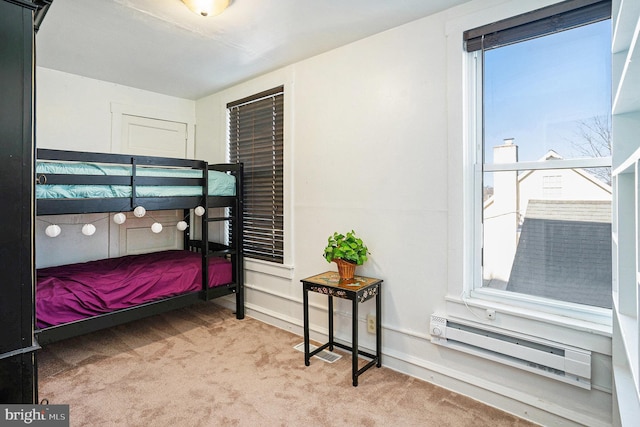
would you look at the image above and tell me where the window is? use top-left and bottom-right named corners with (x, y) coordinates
top-left (228, 86), bottom-right (284, 264)
top-left (465, 0), bottom-right (612, 312)
top-left (542, 175), bottom-right (563, 197)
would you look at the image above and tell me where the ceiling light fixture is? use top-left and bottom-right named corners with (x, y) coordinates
top-left (181, 0), bottom-right (230, 17)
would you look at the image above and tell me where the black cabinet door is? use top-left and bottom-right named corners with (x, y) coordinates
top-left (0, 0), bottom-right (37, 404)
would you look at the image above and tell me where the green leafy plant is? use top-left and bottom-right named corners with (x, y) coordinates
top-left (323, 230), bottom-right (369, 265)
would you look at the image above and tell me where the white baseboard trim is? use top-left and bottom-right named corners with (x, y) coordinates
top-left (214, 295), bottom-right (321, 340)
top-left (382, 348), bottom-right (610, 427)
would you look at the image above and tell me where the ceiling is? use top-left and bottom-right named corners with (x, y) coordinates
top-left (36, 0), bottom-right (471, 100)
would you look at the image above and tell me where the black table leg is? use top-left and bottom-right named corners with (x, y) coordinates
top-left (352, 296), bottom-right (358, 386)
top-left (303, 286), bottom-right (310, 366)
top-left (376, 287), bottom-right (381, 368)
top-left (328, 295), bottom-right (334, 351)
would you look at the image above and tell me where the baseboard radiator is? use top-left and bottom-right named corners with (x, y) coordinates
top-left (430, 314), bottom-right (591, 389)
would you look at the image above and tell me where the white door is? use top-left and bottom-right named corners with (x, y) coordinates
top-left (120, 114), bottom-right (188, 158)
top-left (110, 114), bottom-right (190, 257)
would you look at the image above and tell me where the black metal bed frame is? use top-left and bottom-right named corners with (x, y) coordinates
top-left (34, 148), bottom-right (244, 345)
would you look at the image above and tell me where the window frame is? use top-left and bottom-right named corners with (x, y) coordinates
top-left (465, 0), bottom-right (613, 325)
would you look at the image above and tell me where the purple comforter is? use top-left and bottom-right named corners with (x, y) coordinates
top-left (36, 250), bottom-right (232, 328)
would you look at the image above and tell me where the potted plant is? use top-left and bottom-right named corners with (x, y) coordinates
top-left (323, 230), bottom-right (369, 280)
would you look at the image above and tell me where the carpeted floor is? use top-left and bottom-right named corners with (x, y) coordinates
top-left (38, 303), bottom-right (537, 426)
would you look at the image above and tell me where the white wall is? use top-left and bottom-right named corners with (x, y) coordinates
top-left (197, 1), bottom-right (613, 426)
top-left (35, 68), bottom-right (196, 268)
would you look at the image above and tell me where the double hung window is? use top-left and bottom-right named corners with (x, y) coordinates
top-left (465, 0), bottom-right (612, 315)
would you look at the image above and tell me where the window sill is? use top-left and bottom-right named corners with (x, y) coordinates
top-left (444, 293), bottom-right (612, 354)
top-left (473, 287), bottom-right (611, 326)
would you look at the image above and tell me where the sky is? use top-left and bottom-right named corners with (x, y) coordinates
top-left (483, 19), bottom-right (612, 164)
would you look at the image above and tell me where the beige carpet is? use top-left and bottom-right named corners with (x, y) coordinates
top-left (38, 303), bottom-right (537, 426)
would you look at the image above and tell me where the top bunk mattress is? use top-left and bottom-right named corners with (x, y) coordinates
top-left (36, 161), bottom-right (236, 199)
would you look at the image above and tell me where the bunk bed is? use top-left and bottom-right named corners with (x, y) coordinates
top-left (34, 148), bottom-right (244, 345)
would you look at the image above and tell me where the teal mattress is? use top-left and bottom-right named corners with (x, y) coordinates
top-left (36, 161), bottom-right (236, 199)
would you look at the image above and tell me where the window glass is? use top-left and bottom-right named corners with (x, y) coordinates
top-left (482, 167), bottom-right (612, 309)
top-left (477, 9), bottom-right (612, 309)
top-left (483, 20), bottom-right (612, 164)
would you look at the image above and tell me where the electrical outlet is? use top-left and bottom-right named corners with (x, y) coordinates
top-left (366, 314), bottom-right (376, 334)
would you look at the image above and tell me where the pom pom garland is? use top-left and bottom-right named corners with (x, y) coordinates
top-left (194, 206), bottom-right (205, 217)
top-left (177, 221), bottom-right (188, 231)
top-left (151, 222), bottom-right (163, 234)
top-left (133, 206), bottom-right (146, 217)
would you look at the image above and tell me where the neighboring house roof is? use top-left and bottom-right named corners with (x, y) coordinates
top-left (506, 199), bottom-right (612, 309)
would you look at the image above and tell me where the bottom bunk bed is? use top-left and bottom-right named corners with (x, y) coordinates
top-left (35, 247), bottom-right (241, 345)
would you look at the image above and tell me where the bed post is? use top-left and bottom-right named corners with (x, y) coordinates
top-left (201, 167), bottom-right (209, 295)
top-left (235, 162), bottom-right (244, 319)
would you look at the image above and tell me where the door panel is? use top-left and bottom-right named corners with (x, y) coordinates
top-left (121, 114), bottom-right (187, 158)
top-left (115, 210), bottom-right (184, 257)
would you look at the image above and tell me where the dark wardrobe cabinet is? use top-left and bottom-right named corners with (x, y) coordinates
top-left (0, 0), bottom-right (51, 403)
